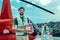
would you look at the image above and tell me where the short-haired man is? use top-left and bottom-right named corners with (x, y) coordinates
top-left (14, 7), bottom-right (29, 40)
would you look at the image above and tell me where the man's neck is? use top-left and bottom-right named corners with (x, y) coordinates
top-left (20, 15), bottom-right (24, 17)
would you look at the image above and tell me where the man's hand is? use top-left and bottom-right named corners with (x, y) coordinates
top-left (12, 25), bottom-right (25, 32)
top-left (3, 29), bottom-right (9, 34)
top-left (47, 32), bottom-right (50, 35)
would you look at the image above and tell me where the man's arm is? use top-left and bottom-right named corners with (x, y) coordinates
top-left (27, 17), bottom-right (39, 34)
top-left (14, 18), bottom-right (18, 25)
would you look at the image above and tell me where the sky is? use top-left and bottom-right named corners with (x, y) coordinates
top-left (0, 0), bottom-right (60, 24)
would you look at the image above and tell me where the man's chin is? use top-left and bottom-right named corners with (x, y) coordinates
top-left (20, 14), bottom-right (23, 15)
top-left (20, 14), bottom-right (24, 15)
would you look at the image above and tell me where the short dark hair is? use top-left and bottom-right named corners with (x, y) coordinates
top-left (44, 23), bottom-right (47, 24)
top-left (18, 7), bottom-right (25, 11)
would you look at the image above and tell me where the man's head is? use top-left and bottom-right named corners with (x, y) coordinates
top-left (44, 23), bottom-right (47, 27)
top-left (18, 7), bottom-right (25, 15)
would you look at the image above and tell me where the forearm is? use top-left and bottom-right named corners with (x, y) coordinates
top-left (12, 25), bottom-right (25, 32)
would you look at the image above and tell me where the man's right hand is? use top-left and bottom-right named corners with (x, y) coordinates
top-left (47, 32), bottom-right (50, 35)
top-left (12, 25), bottom-right (28, 32)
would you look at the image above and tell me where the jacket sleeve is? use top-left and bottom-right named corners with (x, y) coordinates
top-left (14, 18), bottom-right (18, 25)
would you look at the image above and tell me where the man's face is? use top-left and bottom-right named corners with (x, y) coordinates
top-left (19, 9), bottom-right (24, 15)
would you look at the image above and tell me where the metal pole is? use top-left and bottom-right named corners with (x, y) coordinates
top-left (20, 0), bottom-right (55, 15)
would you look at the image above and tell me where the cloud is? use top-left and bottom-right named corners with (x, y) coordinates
top-left (26, 1), bottom-right (36, 8)
top-left (39, 0), bottom-right (52, 5)
top-left (26, 4), bottom-right (32, 8)
top-left (32, 1), bottom-right (36, 4)
top-left (11, 6), bottom-right (17, 10)
top-left (57, 5), bottom-right (60, 10)
top-left (33, 0), bottom-right (52, 6)
top-left (16, 0), bottom-right (21, 2)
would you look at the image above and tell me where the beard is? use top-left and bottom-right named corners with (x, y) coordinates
top-left (20, 13), bottom-right (24, 15)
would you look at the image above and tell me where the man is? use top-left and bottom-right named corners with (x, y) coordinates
top-left (14, 7), bottom-right (30, 40)
top-left (41, 23), bottom-right (50, 40)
